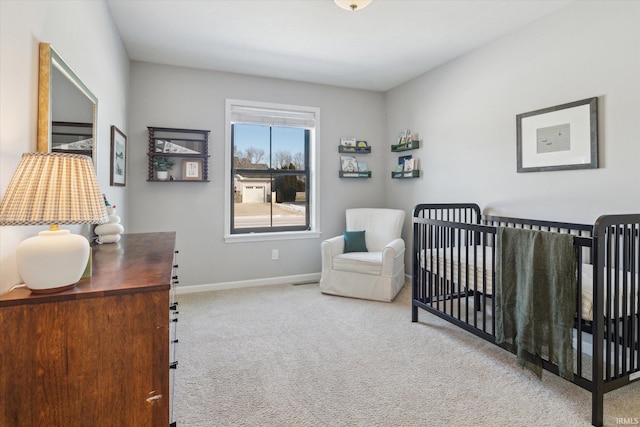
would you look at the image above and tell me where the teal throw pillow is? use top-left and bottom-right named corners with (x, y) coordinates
top-left (343, 230), bottom-right (368, 253)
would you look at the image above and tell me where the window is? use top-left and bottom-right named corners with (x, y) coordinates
top-left (225, 100), bottom-right (319, 242)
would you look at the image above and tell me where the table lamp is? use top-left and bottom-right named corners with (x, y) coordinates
top-left (0, 152), bottom-right (108, 293)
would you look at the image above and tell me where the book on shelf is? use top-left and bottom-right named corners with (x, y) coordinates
top-left (403, 158), bottom-right (415, 172)
top-left (340, 137), bottom-right (356, 147)
top-left (357, 161), bottom-right (369, 172)
top-left (398, 154), bottom-right (412, 168)
top-left (398, 130), bottom-right (409, 144)
top-left (340, 155), bottom-right (358, 173)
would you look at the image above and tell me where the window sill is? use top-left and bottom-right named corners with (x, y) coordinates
top-left (224, 230), bottom-right (321, 243)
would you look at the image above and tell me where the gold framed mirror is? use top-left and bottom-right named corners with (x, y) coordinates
top-left (37, 43), bottom-right (98, 166)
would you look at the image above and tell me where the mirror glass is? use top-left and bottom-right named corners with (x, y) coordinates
top-left (37, 43), bottom-right (98, 166)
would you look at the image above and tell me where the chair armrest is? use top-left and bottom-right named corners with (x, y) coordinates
top-left (321, 236), bottom-right (344, 269)
top-left (381, 238), bottom-right (405, 276)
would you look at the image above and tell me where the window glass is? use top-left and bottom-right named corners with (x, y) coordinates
top-left (232, 124), bottom-right (309, 233)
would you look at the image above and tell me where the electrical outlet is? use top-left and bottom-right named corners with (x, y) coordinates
top-left (272, 249), bottom-right (279, 260)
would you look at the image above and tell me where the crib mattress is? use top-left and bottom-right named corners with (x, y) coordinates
top-left (420, 248), bottom-right (639, 322)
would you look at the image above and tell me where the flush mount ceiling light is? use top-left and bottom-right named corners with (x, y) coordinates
top-left (334, 0), bottom-right (372, 11)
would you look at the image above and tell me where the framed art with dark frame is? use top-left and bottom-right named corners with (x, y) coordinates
top-left (516, 97), bottom-right (598, 173)
top-left (110, 125), bottom-right (127, 186)
top-left (182, 159), bottom-right (203, 181)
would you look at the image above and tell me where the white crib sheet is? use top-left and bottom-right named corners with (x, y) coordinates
top-left (420, 248), bottom-right (639, 322)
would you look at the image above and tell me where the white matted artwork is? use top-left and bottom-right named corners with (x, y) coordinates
top-left (182, 159), bottom-right (203, 180)
top-left (516, 97), bottom-right (598, 173)
top-left (110, 126), bottom-right (127, 186)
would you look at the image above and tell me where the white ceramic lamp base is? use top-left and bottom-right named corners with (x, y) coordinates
top-left (16, 229), bottom-right (90, 293)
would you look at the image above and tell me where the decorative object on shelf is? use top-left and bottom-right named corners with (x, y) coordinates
top-left (0, 152), bottom-right (108, 293)
top-left (516, 97), bottom-right (598, 173)
top-left (334, 0), bottom-right (372, 11)
top-left (182, 159), bottom-right (203, 180)
top-left (153, 156), bottom-right (175, 181)
top-left (95, 195), bottom-right (124, 244)
top-left (148, 127), bottom-right (210, 182)
top-left (110, 125), bottom-right (127, 186)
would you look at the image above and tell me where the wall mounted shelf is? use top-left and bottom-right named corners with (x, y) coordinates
top-left (340, 171), bottom-right (372, 178)
top-left (391, 170), bottom-right (420, 179)
top-left (148, 126), bottom-right (210, 182)
top-left (391, 140), bottom-right (420, 152)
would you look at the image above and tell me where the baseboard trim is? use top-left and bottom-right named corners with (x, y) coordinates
top-left (175, 272), bottom-right (322, 295)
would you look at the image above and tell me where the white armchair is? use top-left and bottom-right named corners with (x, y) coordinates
top-left (320, 208), bottom-right (406, 302)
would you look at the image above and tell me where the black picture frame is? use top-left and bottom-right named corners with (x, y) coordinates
top-left (516, 97), bottom-right (598, 173)
top-left (110, 125), bottom-right (127, 186)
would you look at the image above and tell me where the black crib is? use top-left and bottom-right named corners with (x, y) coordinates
top-left (411, 203), bottom-right (640, 427)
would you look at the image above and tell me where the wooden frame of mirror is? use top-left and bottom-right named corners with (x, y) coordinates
top-left (37, 42), bottom-right (98, 167)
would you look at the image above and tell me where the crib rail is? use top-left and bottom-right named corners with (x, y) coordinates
top-left (592, 215), bottom-right (640, 424)
top-left (412, 204), bottom-right (640, 427)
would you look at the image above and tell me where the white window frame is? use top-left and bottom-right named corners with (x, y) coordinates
top-left (224, 99), bottom-right (321, 243)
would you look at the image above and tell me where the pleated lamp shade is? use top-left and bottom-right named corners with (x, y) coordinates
top-left (0, 152), bottom-right (108, 293)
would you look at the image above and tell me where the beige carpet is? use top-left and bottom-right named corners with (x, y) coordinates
top-left (173, 282), bottom-right (639, 426)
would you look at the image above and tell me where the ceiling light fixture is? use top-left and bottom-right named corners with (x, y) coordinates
top-left (334, 0), bottom-right (372, 12)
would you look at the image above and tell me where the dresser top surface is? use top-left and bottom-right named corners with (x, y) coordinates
top-left (0, 232), bottom-right (176, 306)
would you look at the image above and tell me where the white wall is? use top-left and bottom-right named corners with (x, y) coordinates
top-left (385, 1), bottom-right (640, 229)
top-left (0, 0), bottom-right (129, 294)
top-left (127, 62), bottom-right (385, 287)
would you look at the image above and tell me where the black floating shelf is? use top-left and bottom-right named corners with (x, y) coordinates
top-left (339, 171), bottom-right (371, 178)
top-left (391, 170), bottom-right (420, 179)
top-left (339, 145), bottom-right (371, 154)
top-left (391, 141), bottom-right (420, 152)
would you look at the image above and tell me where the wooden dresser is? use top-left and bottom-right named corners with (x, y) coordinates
top-left (0, 232), bottom-right (177, 427)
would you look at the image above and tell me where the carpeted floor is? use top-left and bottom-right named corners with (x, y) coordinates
top-left (173, 282), bottom-right (639, 426)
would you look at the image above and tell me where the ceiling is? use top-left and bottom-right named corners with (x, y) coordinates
top-left (107, 0), bottom-right (573, 92)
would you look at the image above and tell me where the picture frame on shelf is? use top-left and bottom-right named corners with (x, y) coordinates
top-left (164, 141), bottom-right (200, 154)
top-left (182, 159), bottom-right (203, 180)
top-left (516, 97), bottom-right (598, 173)
top-left (110, 125), bottom-right (127, 186)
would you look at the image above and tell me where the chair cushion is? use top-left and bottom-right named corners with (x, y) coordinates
top-left (343, 230), bottom-right (368, 253)
top-left (333, 252), bottom-right (382, 275)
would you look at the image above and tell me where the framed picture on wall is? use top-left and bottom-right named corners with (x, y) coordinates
top-left (110, 125), bottom-right (127, 186)
top-left (516, 97), bottom-right (598, 173)
top-left (182, 159), bottom-right (203, 180)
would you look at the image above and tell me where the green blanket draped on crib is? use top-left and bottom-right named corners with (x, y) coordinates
top-left (495, 227), bottom-right (577, 380)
